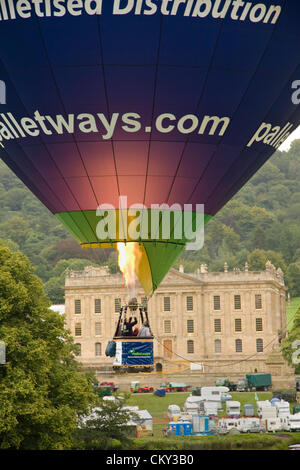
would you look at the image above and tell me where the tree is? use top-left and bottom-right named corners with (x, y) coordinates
top-left (0, 241), bottom-right (96, 449)
top-left (286, 263), bottom-right (300, 297)
top-left (0, 216), bottom-right (30, 246)
top-left (247, 249), bottom-right (287, 273)
top-left (281, 307), bottom-right (300, 374)
top-left (74, 396), bottom-right (138, 449)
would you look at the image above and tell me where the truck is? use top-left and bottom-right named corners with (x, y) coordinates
top-left (160, 382), bottom-right (191, 392)
top-left (236, 373), bottom-right (272, 391)
top-left (216, 378), bottom-right (237, 391)
top-left (130, 381), bottom-right (154, 393)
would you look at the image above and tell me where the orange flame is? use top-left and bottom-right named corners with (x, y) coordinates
top-left (117, 242), bottom-right (141, 297)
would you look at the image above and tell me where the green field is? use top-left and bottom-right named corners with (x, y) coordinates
top-left (286, 297), bottom-right (300, 331)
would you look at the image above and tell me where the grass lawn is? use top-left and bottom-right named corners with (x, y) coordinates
top-left (286, 297), bottom-right (300, 331)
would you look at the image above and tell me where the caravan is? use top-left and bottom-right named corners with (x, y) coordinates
top-left (257, 400), bottom-right (276, 419)
top-left (183, 396), bottom-right (202, 414)
top-left (286, 413), bottom-right (300, 432)
top-left (226, 401), bottom-right (241, 417)
top-left (200, 386), bottom-right (229, 411)
top-left (168, 405), bottom-right (181, 420)
top-left (264, 417), bottom-right (283, 433)
top-left (201, 386), bottom-right (229, 401)
top-left (275, 400), bottom-right (290, 418)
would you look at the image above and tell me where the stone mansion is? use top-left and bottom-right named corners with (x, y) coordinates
top-left (64, 261), bottom-right (293, 382)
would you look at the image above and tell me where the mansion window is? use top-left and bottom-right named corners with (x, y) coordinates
top-left (187, 319), bottom-right (194, 333)
top-left (94, 298), bottom-right (101, 314)
top-left (255, 294), bottom-right (262, 309)
top-left (115, 298), bottom-right (121, 312)
top-left (235, 339), bottom-right (243, 353)
top-left (186, 296), bottom-right (193, 311)
top-left (164, 320), bottom-right (171, 333)
top-left (74, 299), bottom-right (81, 314)
top-left (75, 323), bottom-right (82, 336)
top-left (235, 318), bottom-right (242, 332)
top-left (256, 338), bottom-right (263, 353)
top-left (187, 340), bottom-right (194, 354)
top-left (234, 295), bottom-right (241, 310)
top-left (214, 339), bottom-right (221, 353)
top-left (95, 322), bottom-right (102, 336)
top-left (95, 342), bottom-right (102, 356)
top-left (256, 318), bottom-right (263, 331)
top-left (213, 295), bottom-right (221, 310)
top-left (164, 297), bottom-right (171, 312)
top-left (214, 319), bottom-right (221, 333)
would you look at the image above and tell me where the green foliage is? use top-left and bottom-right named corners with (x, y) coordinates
top-left (281, 307), bottom-right (300, 374)
top-left (74, 396), bottom-right (138, 449)
top-left (0, 241), bottom-right (96, 449)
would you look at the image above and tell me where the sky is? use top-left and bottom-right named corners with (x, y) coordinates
top-left (279, 125), bottom-right (300, 151)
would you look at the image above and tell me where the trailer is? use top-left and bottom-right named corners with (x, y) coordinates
top-left (275, 400), bottom-right (290, 418)
top-left (246, 373), bottom-right (272, 391)
top-left (287, 413), bottom-right (300, 432)
top-left (168, 404), bottom-right (181, 420)
top-left (183, 396), bottom-right (203, 413)
top-left (237, 373), bottom-right (272, 392)
top-left (264, 417), bottom-right (284, 433)
top-left (204, 401), bottom-right (219, 416)
top-left (160, 382), bottom-right (191, 392)
top-left (257, 400), bottom-right (274, 418)
top-left (226, 401), bottom-right (241, 417)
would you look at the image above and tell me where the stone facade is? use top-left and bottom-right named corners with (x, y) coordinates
top-left (64, 262), bottom-right (294, 385)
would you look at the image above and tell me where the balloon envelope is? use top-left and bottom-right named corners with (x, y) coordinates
top-left (0, 0), bottom-right (299, 294)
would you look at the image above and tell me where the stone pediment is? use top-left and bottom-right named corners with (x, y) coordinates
top-left (160, 268), bottom-right (203, 286)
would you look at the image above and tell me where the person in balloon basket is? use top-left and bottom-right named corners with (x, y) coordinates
top-left (122, 316), bottom-right (138, 336)
top-left (137, 321), bottom-right (152, 338)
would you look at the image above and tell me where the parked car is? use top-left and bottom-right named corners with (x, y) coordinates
top-left (241, 422), bottom-right (265, 434)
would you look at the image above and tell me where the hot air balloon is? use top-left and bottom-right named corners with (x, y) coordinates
top-left (0, 0), bottom-right (299, 302)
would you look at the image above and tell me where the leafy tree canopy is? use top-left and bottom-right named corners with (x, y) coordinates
top-left (0, 241), bottom-right (96, 449)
